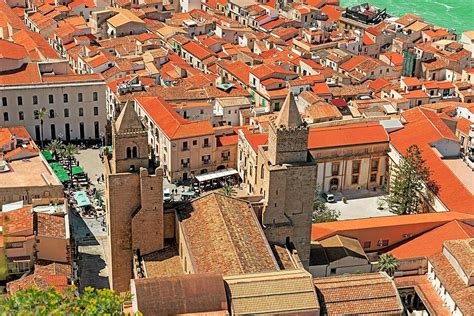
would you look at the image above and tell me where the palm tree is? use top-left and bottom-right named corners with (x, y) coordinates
top-left (221, 184), bottom-right (236, 197)
top-left (377, 253), bottom-right (399, 277)
top-left (94, 188), bottom-right (104, 207)
top-left (63, 143), bottom-right (79, 175)
top-left (45, 139), bottom-right (64, 161)
top-left (36, 107), bottom-right (47, 148)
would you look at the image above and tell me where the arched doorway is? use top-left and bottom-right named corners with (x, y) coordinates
top-left (330, 178), bottom-right (339, 191)
top-left (217, 165), bottom-right (226, 170)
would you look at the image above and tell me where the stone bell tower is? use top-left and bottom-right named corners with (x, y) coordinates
top-left (104, 102), bottom-right (164, 293)
top-left (256, 92), bottom-right (316, 268)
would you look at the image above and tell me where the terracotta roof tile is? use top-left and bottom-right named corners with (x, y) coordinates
top-left (224, 270), bottom-right (319, 315)
top-left (314, 273), bottom-right (403, 315)
top-left (0, 39), bottom-right (29, 60)
top-left (182, 41), bottom-right (215, 60)
top-left (429, 246), bottom-right (474, 315)
top-left (390, 220), bottom-right (474, 259)
top-left (3, 206), bottom-right (33, 235)
top-left (132, 273), bottom-right (227, 315)
top-left (177, 193), bottom-right (278, 275)
top-left (457, 117), bottom-right (473, 135)
top-left (312, 212), bottom-right (474, 241)
top-left (240, 128), bottom-right (268, 153)
top-left (390, 108), bottom-right (474, 213)
top-left (308, 123), bottom-right (388, 149)
top-left (135, 96), bottom-right (214, 140)
top-left (394, 275), bottom-right (451, 315)
top-left (36, 213), bottom-right (66, 238)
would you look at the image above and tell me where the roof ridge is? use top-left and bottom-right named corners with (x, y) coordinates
top-left (418, 108), bottom-right (451, 140)
top-left (455, 220), bottom-right (474, 237)
top-left (213, 193), bottom-right (245, 274)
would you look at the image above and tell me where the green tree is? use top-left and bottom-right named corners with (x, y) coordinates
top-left (221, 184), bottom-right (236, 197)
top-left (384, 145), bottom-right (437, 215)
top-left (377, 253), bottom-right (399, 277)
top-left (63, 143), bottom-right (79, 175)
top-left (45, 139), bottom-right (64, 161)
top-left (0, 286), bottom-right (130, 315)
top-left (36, 107), bottom-right (48, 149)
top-left (312, 187), bottom-right (340, 223)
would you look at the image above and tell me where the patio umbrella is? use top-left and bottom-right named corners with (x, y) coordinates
top-left (41, 151), bottom-right (53, 161)
top-left (72, 166), bottom-right (85, 175)
top-left (73, 191), bottom-right (92, 207)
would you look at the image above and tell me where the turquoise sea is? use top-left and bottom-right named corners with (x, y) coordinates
top-left (341, 0), bottom-right (474, 35)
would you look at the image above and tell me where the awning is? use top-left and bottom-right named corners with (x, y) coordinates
top-left (49, 162), bottom-right (70, 182)
top-left (181, 191), bottom-right (195, 196)
top-left (194, 168), bottom-right (238, 183)
top-left (73, 191), bottom-right (91, 207)
top-left (72, 166), bottom-right (85, 175)
top-left (41, 151), bottom-right (53, 161)
top-left (56, 170), bottom-right (70, 183)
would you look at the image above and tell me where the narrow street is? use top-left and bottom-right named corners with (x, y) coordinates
top-left (69, 149), bottom-right (109, 291)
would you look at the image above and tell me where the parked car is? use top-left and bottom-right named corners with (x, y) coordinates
top-left (321, 192), bottom-right (335, 203)
top-left (164, 188), bottom-right (172, 203)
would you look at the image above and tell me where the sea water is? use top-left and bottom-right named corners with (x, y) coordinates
top-left (341, 0), bottom-right (474, 35)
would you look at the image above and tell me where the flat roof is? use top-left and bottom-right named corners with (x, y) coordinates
top-left (0, 155), bottom-right (61, 188)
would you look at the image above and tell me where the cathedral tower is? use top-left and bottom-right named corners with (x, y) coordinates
top-left (104, 102), bottom-right (164, 293)
top-left (257, 92), bottom-right (316, 268)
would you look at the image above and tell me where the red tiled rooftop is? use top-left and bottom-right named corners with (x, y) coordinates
top-left (321, 4), bottom-right (343, 22)
top-left (0, 39), bottom-right (29, 60)
top-left (135, 96), bottom-right (214, 140)
top-left (308, 123), bottom-right (388, 149)
top-left (394, 275), bottom-right (451, 315)
top-left (3, 206), bottom-right (33, 235)
top-left (37, 213), bottom-right (66, 238)
top-left (311, 82), bottom-right (331, 95)
top-left (177, 193), bottom-right (278, 275)
top-left (457, 117), bottom-right (473, 135)
top-left (312, 211), bottom-right (474, 241)
top-left (390, 220), bottom-right (474, 259)
top-left (240, 128), bottom-right (269, 152)
top-left (182, 41), bottom-right (214, 61)
top-left (390, 108), bottom-right (474, 213)
top-left (404, 89), bottom-right (429, 99)
top-left (362, 33), bottom-right (375, 45)
top-left (402, 77), bottom-right (422, 86)
top-left (368, 77), bottom-right (390, 91)
top-left (216, 134), bottom-right (238, 147)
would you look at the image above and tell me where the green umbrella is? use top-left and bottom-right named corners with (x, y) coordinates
top-left (41, 151), bottom-right (53, 161)
top-left (72, 166), bottom-right (85, 175)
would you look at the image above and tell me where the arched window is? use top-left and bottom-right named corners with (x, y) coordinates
top-left (132, 146), bottom-right (138, 158)
top-left (260, 165), bottom-right (265, 179)
top-left (126, 147), bottom-right (131, 158)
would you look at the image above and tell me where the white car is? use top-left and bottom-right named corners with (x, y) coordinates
top-left (163, 188), bottom-right (172, 202)
top-left (321, 192), bottom-right (335, 203)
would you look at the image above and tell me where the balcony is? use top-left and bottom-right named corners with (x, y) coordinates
top-left (181, 146), bottom-right (189, 152)
top-left (181, 163), bottom-right (190, 169)
top-left (202, 160), bottom-right (210, 165)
